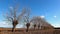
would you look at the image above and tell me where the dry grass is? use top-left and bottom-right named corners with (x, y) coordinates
top-left (0, 30), bottom-right (58, 34)
top-left (0, 29), bottom-right (60, 34)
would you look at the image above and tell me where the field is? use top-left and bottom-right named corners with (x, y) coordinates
top-left (0, 29), bottom-right (60, 34)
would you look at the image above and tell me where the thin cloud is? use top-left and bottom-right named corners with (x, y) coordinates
top-left (0, 21), bottom-right (23, 28)
top-left (40, 16), bottom-right (45, 18)
top-left (0, 21), bottom-right (12, 28)
top-left (54, 16), bottom-right (56, 18)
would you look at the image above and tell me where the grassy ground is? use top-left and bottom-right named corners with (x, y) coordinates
top-left (0, 29), bottom-right (60, 34)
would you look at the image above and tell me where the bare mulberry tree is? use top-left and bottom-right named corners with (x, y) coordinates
top-left (33, 24), bottom-right (36, 30)
top-left (23, 8), bottom-right (31, 32)
top-left (3, 5), bottom-right (27, 32)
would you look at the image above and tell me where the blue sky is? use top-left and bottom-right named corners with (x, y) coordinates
top-left (0, 0), bottom-right (60, 28)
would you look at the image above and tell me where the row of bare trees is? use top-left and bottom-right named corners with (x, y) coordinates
top-left (26, 16), bottom-right (53, 32)
top-left (23, 16), bottom-right (51, 32)
top-left (3, 4), bottom-right (52, 32)
top-left (3, 7), bottom-right (51, 32)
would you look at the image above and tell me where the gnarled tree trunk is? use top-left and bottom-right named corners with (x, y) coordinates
top-left (12, 20), bottom-right (18, 32)
top-left (26, 23), bottom-right (30, 32)
top-left (34, 24), bottom-right (36, 30)
top-left (38, 24), bottom-right (40, 30)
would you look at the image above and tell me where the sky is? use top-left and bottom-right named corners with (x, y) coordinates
top-left (0, 0), bottom-right (60, 28)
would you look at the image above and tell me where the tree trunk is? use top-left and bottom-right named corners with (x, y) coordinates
top-left (26, 23), bottom-right (30, 32)
top-left (34, 27), bottom-right (35, 30)
top-left (26, 27), bottom-right (29, 32)
top-left (12, 20), bottom-right (18, 32)
top-left (12, 26), bottom-right (15, 32)
top-left (38, 27), bottom-right (39, 30)
top-left (34, 24), bottom-right (36, 30)
top-left (38, 25), bottom-right (40, 30)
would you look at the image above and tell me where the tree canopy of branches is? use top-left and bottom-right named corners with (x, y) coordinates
top-left (3, 5), bottom-right (27, 32)
top-left (30, 16), bottom-right (53, 29)
top-left (23, 8), bottom-right (31, 32)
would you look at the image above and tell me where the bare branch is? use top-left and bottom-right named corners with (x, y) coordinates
top-left (17, 8), bottom-right (26, 21)
top-left (3, 12), bottom-right (13, 22)
top-left (14, 4), bottom-right (20, 12)
top-left (9, 6), bottom-right (14, 16)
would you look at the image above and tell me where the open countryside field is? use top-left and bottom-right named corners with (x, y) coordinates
top-left (0, 29), bottom-right (60, 34)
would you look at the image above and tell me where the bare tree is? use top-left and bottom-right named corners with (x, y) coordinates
top-left (23, 8), bottom-right (31, 32)
top-left (3, 5), bottom-right (27, 32)
top-left (33, 24), bottom-right (36, 30)
top-left (38, 23), bottom-right (40, 30)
